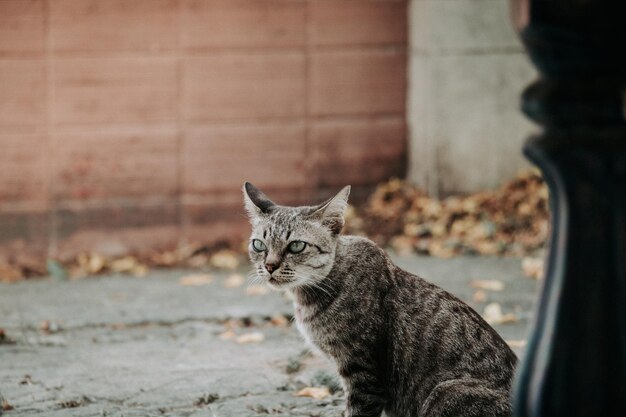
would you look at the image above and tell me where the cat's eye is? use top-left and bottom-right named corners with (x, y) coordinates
top-left (287, 241), bottom-right (306, 254)
top-left (251, 239), bottom-right (267, 252)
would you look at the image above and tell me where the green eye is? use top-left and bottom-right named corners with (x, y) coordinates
top-left (252, 239), bottom-right (267, 252)
top-left (288, 241), bottom-right (306, 254)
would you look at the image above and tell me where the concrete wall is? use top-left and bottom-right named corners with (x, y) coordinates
top-left (408, 0), bottom-right (538, 196)
top-left (0, 0), bottom-right (408, 258)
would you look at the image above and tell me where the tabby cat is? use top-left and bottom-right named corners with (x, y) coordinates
top-left (243, 182), bottom-right (517, 417)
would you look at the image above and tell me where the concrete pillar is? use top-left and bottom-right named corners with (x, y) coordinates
top-left (408, 0), bottom-right (538, 196)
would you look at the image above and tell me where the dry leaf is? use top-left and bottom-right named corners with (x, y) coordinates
top-left (270, 314), bottom-right (289, 327)
top-left (218, 330), bottom-right (236, 340)
top-left (522, 256), bottom-right (544, 280)
top-left (210, 250), bottom-right (239, 270)
top-left (482, 302), bottom-right (517, 325)
top-left (472, 290), bottom-right (487, 303)
top-left (0, 328), bottom-right (15, 345)
top-left (506, 340), bottom-right (527, 349)
top-left (294, 386), bottom-right (331, 400)
top-left (246, 285), bottom-right (269, 296)
top-left (88, 254), bottom-right (106, 274)
top-left (428, 241), bottom-right (455, 259)
top-left (0, 262), bottom-right (23, 283)
top-left (223, 318), bottom-right (243, 330)
top-left (131, 264), bottom-right (149, 277)
top-left (390, 236), bottom-right (415, 255)
top-left (344, 170), bottom-right (548, 258)
top-left (2, 398), bottom-right (14, 411)
top-left (178, 274), bottom-right (213, 286)
top-left (1, 170), bottom-right (549, 282)
top-left (470, 279), bottom-right (505, 292)
top-left (150, 251), bottom-right (177, 267)
top-left (473, 241), bottom-right (501, 256)
top-left (235, 332), bottom-right (265, 344)
top-left (483, 303), bottom-right (503, 324)
top-left (40, 320), bottom-right (61, 334)
top-left (224, 273), bottom-right (245, 288)
top-left (499, 314), bottom-right (518, 324)
top-left (110, 257), bottom-right (138, 273)
top-left (187, 254), bottom-right (208, 268)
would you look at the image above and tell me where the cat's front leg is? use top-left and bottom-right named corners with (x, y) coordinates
top-left (341, 363), bottom-right (386, 417)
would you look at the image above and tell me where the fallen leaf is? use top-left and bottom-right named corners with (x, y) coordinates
top-left (187, 254), bottom-right (208, 268)
top-left (506, 340), bottom-right (527, 349)
top-left (2, 398), bottom-right (14, 411)
top-left (235, 332), bottom-right (265, 344)
top-left (270, 314), bottom-right (289, 327)
top-left (390, 236), bottom-right (415, 255)
top-left (522, 256), bottom-right (544, 279)
top-left (246, 285), bottom-right (269, 296)
top-left (194, 393), bottom-right (219, 406)
top-left (294, 386), bottom-right (331, 400)
top-left (483, 302), bottom-right (517, 325)
top-left (178, 274), bottom-right (213, 286)
top-left (224, 273), bottom-right (244, 288)
top-left (88, 254), bottom-right (106, 274)
top-left (110, 257), bottom-right (138, 273)
top-left (0, 263), bottom-right (23, 283)
top-left (472, 290), bottom-right (488, 303)
top-left (428, 241), bottom-right (456, 259)
top-left (218, 330), bottom-right (236, 340)
top-left (470, 279), bottom-right (505, 292)
top-left (0, 328), bottom-right (16, 345)
top-left (483, 302), bottom-right (503, 324)
top-left (210, 250), bottom-right (240, 270)
top-left (40, 320), bottom-right (61, 334)
top-left (222, 318), bottom-right (243, 330)
top-left (150, 251), bottom-right (177, 267)
top-left (19, 375), bottom-right (32, 385)
top-left (344, 170), bottom-right (549, 258)
top-left (500, 314), bottom-right (518, 325)
top-left (131, 264), bottom-right (149, 277)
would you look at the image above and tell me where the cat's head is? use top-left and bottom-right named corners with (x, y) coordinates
top-left (242, 182), bottom-right (350, 290)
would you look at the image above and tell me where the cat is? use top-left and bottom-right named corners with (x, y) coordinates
top-left (243, 182), bottom-right (518, 417)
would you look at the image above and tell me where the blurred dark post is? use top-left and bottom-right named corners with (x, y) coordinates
top-left (509, 0), bottom-right (626, 415)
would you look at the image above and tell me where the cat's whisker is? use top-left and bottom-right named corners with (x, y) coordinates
top-left (247, 274), bottom-right (266, 288)
top-left (297, 275), bottom-right (334, 299)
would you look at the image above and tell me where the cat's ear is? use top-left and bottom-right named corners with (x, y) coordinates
top-left (242, 182), bottom-right (276, 218)
top-left (310, 185), bottom-right (351, 235)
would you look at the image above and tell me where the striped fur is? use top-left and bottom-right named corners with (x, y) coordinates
top-left (243, 183), bottom-right (517, 417)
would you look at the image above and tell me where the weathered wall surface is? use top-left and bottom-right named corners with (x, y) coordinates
top-left (0, 0), bottom-right (407, 258)
top-left (408, 0), bottom-right (538, 196)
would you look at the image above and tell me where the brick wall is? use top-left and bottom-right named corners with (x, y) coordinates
top-left (0, 0), bottom-right (408, 258)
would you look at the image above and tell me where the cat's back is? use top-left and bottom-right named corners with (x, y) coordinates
top-left (333, 236), bottom-right (516, 413)
top-left (334, 235), bottom-right (393, 276)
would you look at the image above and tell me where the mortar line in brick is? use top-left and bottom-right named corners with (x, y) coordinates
top-left (175, 0), bottom-right (184, 247)
top-left (42, 115), bottom-right (406, 135)
top-left (303, 0), bottom-right (315, 202)
top-left (179, 115), bottom-right (406, 130)
top-left (43, 0), bottom-right (58, 257)
top-left (50, 123), bottom-right (180, 134)
top-left (55, 197), bottom-right (180, 211)
top-left (410, 46), bottom-right (524, 57)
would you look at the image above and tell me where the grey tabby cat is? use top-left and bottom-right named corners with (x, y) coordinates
top-left (243, 182), bottom-right (517, 417)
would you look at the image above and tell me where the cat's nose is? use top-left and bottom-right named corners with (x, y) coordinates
top-left (265, 262), bottom-right (280, 274)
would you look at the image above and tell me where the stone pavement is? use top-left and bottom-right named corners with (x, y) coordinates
top-left (0, 255), bottom-right (540, 417)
